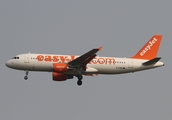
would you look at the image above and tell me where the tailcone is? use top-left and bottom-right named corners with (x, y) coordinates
top-left (155, 61), bottom-right (164, 67)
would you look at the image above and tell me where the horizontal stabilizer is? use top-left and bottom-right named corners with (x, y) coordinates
top-left (142, 57), bottom-right (161, 66)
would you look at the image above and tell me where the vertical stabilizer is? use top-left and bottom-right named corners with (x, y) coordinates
top-left (132, 35), bottom-right (162, 60)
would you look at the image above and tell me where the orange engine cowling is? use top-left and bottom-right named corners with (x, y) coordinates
top-left (53, 63), bottom-right (68, 73)
top-left (53, 72), bottom-right (73, 81)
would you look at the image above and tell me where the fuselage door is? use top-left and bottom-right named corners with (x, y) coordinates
top-left (24, 53), bottom-right (30, 63)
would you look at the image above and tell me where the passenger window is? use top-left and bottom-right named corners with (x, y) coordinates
top-left (12, 57), bottom-right (19, 59)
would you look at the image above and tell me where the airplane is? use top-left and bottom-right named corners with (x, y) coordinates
top-left (5, 35), bottom-right (164, 86)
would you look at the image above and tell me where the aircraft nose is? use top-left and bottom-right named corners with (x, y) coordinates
top-left (5, 60), bottom-right (11, 68)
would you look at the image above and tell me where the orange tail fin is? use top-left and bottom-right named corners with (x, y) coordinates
top-left (132, 35), bottom-right (162, 60)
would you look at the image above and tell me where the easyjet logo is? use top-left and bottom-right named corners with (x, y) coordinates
top-left (56, 66), bottom-right (65, 68)
top-left (140, 37), bottom-right (157, 56)
top-left (37, 55), bottom-right (75, 63)
top-left (36, 55), bottom-right (116, 65)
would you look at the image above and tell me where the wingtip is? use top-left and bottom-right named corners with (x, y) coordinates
top-left (98, 46), bottom-right (103, 51)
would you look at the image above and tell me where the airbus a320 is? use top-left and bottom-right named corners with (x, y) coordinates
top-left (6, 35), bottom-right (164, 86)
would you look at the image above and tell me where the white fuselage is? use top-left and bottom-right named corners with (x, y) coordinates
top-left (6, 53), bottom-right (164, 75)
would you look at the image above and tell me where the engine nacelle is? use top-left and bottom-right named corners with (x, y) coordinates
top-left (53, 72), bottom-right (73, 81)
top-left (53, 63), bottom-right (68, 73)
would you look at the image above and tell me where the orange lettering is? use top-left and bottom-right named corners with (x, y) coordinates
top-left (98, 58), bottom-right (105, 64)
top-left (37, 55), bottom-right (44, 61)
top-left (45, 55), bottom-right (52, 62)
top-left (65, 55), bottom-right (75, 62)
top-left (71, 55), bottom-right (75, 61)
top-left (105, 58), bottom-right (116, 64)
top-left (91, 58), bottom-right (97, 64)
top-left (53, 56), bottom-right (58, 62)
top-left (60, 56), bottom-right (67, 63)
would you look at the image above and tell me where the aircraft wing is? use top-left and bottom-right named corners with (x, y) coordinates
top-left (68, 46), bottom-right (102, 69)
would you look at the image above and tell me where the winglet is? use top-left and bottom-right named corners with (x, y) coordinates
top-left (98, 46), bottom-right (103, 51)
top-left (132, 35), bottom-right (162, 60)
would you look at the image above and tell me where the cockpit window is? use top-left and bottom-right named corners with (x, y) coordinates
top-left (12, 57), bottom-right (19, 59)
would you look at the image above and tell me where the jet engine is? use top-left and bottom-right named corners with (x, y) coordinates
top-left (53, 72), bottom-right (73, 81)
top-left (53, 63), bottom-right (68, 73)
